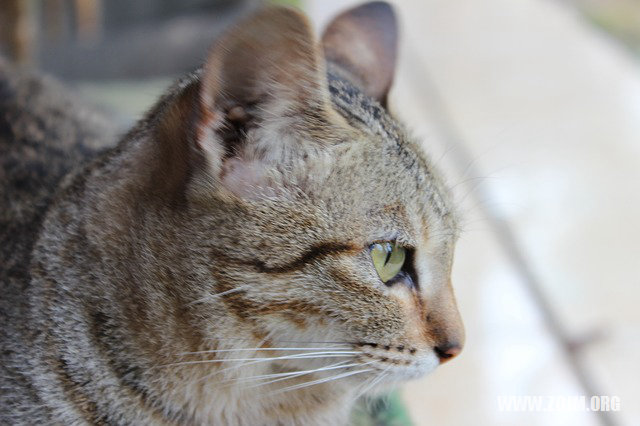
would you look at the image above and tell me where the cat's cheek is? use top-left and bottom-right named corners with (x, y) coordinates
top-left (383, 289), bottom-right (444, 379)
top-left (387, 285), bottom-right (425, 337)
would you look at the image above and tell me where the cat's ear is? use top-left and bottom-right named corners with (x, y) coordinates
top-left (322, 2), bottom-right (398, 107)
top-left (199, 7), bottom-right (326, 116)
top-left (189, 6), bottom-right (341, 199)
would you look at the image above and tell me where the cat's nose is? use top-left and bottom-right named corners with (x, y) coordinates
top-left (434, 343), bottom-right (462, 364)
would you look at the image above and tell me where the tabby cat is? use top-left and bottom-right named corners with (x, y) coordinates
top-left (0, 2), bottom-right (464, 425)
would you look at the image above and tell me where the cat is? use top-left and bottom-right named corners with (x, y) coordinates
top-left (0, 2), bottom-right (464, 425)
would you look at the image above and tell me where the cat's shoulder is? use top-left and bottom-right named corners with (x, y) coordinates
top-left (0, 58), bottom-right (117, 294)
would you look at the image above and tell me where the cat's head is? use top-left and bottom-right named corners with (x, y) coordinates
top-left (97, 2), bottom-right (463, 389)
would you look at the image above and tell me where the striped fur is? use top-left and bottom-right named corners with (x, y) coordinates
top-left (0, 3), bottom-right (464, 425)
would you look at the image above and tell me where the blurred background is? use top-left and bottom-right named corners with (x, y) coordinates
top-left (1, 0), bottom-right (639, 425)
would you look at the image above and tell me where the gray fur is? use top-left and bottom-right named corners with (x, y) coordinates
top-left (1, 5), bottom-right (464, 425)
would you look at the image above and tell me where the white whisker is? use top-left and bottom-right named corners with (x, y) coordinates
top-left (269, 368), bottom-right (372, 396)
top-left (349, 374), bottom-right (377, 406)
top-left (242, 361), bottom-right (356, 388)
top-left (187, 351), bottom-right (361, 389)
top-left (241, 360), bottom-right (376, 390)
top-left (352, 366), bottom-right (391, 402)
top-left (179, 346), bottom-right (352, 356)
top-left (207, 337), bottom-right (353, 345)
top-left (160, 351), bottom-right (361, 368)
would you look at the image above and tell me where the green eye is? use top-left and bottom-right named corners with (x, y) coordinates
top-left (370, 242), bottom-right (406, 283)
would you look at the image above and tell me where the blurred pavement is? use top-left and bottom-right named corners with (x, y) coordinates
top-left (309, 0), bottom-right (640, 425)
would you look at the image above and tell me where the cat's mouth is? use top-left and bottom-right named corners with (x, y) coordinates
top-left (355, 342), bottom-right (440, 381)
top-left (250, 341), bottom-right (439, 397)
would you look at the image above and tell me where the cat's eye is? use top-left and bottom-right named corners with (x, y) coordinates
top-left (370, 242), bottom-right (406, 283)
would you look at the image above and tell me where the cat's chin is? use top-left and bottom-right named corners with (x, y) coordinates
top-left (366, 351), bottom-right (441, 384)
top-left (348, 353), bottom-right (440, 400)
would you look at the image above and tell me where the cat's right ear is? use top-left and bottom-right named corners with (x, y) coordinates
top-left (322, 2), bottom-right (398, 107)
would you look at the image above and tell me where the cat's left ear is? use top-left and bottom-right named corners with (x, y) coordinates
top-left (322, 1), bottom-right (398, 107)
top-left (190, 6), bottom-right (344, 199)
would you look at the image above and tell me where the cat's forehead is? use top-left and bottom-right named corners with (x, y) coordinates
top-left (324, 76), bottom-right (458, 243)
top-left (328, 73), bottom-right (394, 137)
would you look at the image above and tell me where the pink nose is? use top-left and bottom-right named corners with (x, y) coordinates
top-left (434, 343), bottom-right (462, 364)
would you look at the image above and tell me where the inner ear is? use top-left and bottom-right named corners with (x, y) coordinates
top-left (322, 1), bottom-right (398, 107)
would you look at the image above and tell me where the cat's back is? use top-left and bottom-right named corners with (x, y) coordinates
top-left (0, 58), bottom-right (117, 290)
top-left (0, 58), bottom-right (120, 422)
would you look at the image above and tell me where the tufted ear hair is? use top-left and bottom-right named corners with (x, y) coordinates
top-left (322, 1), bottom-right (398, 107)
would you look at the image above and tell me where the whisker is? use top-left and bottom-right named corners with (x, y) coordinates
top-left (206, 337), bottom-right (354, 345)
top-left (187, 351), bottom-right (361, 388)
top-left (179, 346), bottom-right (351, 356)
top-left (160, 351), bottom-right (361, 368)
top-left (269, 368), bottom-right (373, 396)
top-left (240, 361), bottom-right (356, 388)
top-left (353, 366), bottom-right (391, 402)
top-left (247, 361), bottom-right (377, 390)
top-left (349, 374), bottom-right (377, 405)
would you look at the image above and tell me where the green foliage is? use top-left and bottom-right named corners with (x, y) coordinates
top-left (351, 392), bottom-right (414, 426)
top-left (267, 0), bottom-right (302, 8)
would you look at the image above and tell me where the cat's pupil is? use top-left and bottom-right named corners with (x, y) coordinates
top-left (384, 243), bottom-right (393, 265)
